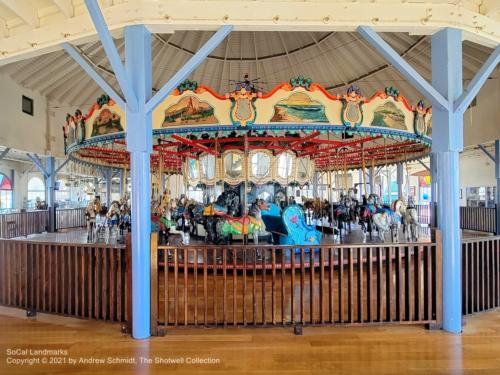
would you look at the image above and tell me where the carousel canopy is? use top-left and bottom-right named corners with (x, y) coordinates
top-left (64, 78), bottom-right (431, 182)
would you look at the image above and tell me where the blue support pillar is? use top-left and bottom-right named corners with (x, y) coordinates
top-left (396, 163), bottom-right (404, 200)
top-left (430, 154), bottom-right (438, 227)
top-left (124, 25), bottom-right (152, 340)
top-left (495, 140), bottom-right (500, 236)
top-left (46, 157), bottom-right (56, 232)
top-left (432, 28), bottom-right (463, 334)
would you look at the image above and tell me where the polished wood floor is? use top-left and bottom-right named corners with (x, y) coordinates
top-left (1, 305), bottom-right (500, 374)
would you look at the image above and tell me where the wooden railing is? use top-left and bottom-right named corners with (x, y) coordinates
top-left (462, 236), bottom-right (500, 316)
top-left (0, 210), bottom-right (48, 239)
top-left (0, 239), bottom-right (130, 325)
top-left (150, 232), bottom-right (442, 334)
top-left (460, 206), bottom-right (497, 234)
top-left (56, 207), bottom-right (86, 230)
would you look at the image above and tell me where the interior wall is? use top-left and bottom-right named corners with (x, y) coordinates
top-left (0, 73), bottom-right (54, 155)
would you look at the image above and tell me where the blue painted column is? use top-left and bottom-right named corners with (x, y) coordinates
top-left (432, 28), bottom-right (463, 334)
top-left (495, 140), bottom-right (500, 235)
top-left (430, 153), bottom-right (438, 227)
top-left (125, 25), bottom-right (152, 339)
top-left (396, 163), bottom-right (404, 200)
top-left (46, 157), bottom-right (56, 232)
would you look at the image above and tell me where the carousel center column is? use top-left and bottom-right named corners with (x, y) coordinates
top-left (124, 25), bottom-right (153, 340)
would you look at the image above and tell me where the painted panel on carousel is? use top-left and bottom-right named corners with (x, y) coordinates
top-left (341, 85), bottom-right (364, 128)
top-left (361, 87), bottom-right (413, 132)
top-left (413, 100), bottom-right (432, 137)
top-left (152, 79), bottom-right (231, 129)
top-left (162, 96), bottom-right (217, 127)
top-left (255, 77), bottom-right (341, 125)
top-left (270, 92), bottom-right (328, 123)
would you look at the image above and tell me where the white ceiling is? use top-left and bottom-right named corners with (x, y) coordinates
top-left (0, 29), bottom-right (496, 110)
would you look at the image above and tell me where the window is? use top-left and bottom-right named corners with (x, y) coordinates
top-left (27, 176), bottom-right (45, 208)
top-left (22, 95), bottom-right (34, 116)
top-left (55, 179), bottom-right (70, 207)
top-left (0, 173), bottom-right (13, 210)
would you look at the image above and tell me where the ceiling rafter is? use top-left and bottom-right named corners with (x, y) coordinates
top-left (0, 0), bottom-right (39, 28)
top-left (52, 0), bottom-right (74, 18)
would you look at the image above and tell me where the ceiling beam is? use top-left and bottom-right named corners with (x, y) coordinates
top-left (0, 1), bottom-right (498, 66)
top-left (0, 0), bottom-right (39, 28)
top-left (52, 0), bottom-right (74, 18)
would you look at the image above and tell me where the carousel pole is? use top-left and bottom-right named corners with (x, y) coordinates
top-left (244, 134), bottom-right (249, 214)
top-left (369, 158), bottom-right (375, 195)
top-left (396, 163), bottom-right (404, 200)
top-left (361, 144), bottom-right (367, 199)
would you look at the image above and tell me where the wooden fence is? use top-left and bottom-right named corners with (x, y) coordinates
top-left (462, 236), bottom-right (500, 315)
top-left (0, 239), bottom-right (130, 325)
top-left (460, 206), bottom-right (497, 234)
top-left (56, 207), bottom-right (86, 230)
top-left (150, 232), bottom-right (442, 334)
top-left (0, 211), bottom-right (48, 239)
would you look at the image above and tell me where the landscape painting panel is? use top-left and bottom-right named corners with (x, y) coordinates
top-left (162, 96), bottom-right (217, 126)
top-left (271, 92), bottom-right (328, 123)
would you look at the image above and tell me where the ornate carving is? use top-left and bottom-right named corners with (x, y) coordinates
top-left (341, 85), bottom-right (364, 128)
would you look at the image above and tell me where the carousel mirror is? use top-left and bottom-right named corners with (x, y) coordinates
top-left (224, 152), bottom-right (243, 179)
top-left (277, 152), bottom-right (294, 179)
top-left (250, 151), bottom-right (271, 179)
top-left (187, 158), bottom-right (199, 181)
top-left (200, 154), bottom-right (216, 181)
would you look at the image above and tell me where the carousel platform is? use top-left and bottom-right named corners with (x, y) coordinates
top-left (8, 225), bottom-right (442, 245)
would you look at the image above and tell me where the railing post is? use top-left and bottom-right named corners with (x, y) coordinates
top-left (435, 229), bottom-right (443, 328)
top-left (123, 233), bottom-right (133, 335)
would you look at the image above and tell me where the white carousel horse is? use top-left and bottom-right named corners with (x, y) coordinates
top-left (105, 201), bottom-right (121, 244)
top-left (393, 199), bottom-right (420, 242)
top-left (85, 199), bottom-right (101, 243)
top-left (372, 207), bottom-right (401, 243)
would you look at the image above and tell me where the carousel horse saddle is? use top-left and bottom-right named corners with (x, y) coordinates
top-left (203, 203), bottom-right (227, 216)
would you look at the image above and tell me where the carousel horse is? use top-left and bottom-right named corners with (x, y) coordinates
top-left (332, 193), bottom-right (356, 240)
top-left (247, 199), bottom-right (271, 244)
top-left (372, 205), bottom-right (401, 243)
top-left (355, 197), bottom-right (374, 239)
top-left (203, 190), bottom-right (241, 244)
top-left (105, 201), bottom-right (121, 243)
top-left (393, 199), bottom-right (420, 242)
top-left (85, 197), bottom-right (102, 243)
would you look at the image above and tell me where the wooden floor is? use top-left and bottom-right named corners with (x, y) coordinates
top-left (1, 306), bottom-right (500, 374)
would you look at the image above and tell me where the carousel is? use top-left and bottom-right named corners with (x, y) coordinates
top-left (63, 75), bottom-right (431, 245)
